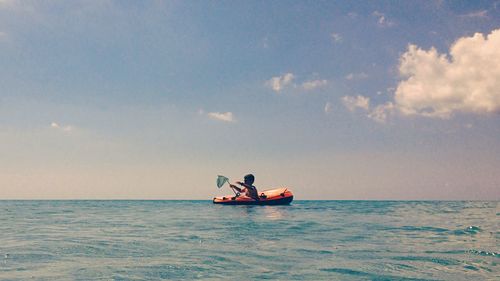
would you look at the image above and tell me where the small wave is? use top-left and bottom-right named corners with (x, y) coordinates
top-left (295, 248), bottom-right (333, 255)
top-left (392, 255), bottom-right (461, 266)
top-left (463, 264), bottom-right (479, 271)
top-left (286, 221), bottom-right (321, 232)
top-left (467, 249), bottom-right (498, 258)
top-left (319, 268), bottom-right (433, 281)
top-left (400, 225), bottom-right (449, 233)
top-left (452, 226), bottom-right (482, 235)
top-left (423, 249), bottom-right (464, 255)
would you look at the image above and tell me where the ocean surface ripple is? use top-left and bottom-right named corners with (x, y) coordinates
top-left (0, 200), bottom-right (498, 280)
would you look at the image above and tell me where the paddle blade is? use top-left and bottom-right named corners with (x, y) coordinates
top-left (216, 175), bottom-right (229, 188)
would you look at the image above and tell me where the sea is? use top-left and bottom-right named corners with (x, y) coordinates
top-left (0, 200), bottom-right (498, 280)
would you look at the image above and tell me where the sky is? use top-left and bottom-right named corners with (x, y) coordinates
top-left (1, 0), bottom-right (499, 200)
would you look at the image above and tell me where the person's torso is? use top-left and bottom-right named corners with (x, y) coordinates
top-left (245, 185), bottom-right (258, 198)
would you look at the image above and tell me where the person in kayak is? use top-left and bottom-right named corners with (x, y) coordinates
top-left (230, 174), bottom-right (260, 201)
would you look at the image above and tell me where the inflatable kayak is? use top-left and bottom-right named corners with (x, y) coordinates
top-left (213, 188), bottom-right (293, 205)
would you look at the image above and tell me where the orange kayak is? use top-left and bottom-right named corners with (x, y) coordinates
top-left (213, 188), bottom-right (293, 205)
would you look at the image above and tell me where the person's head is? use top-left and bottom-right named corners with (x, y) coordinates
top-left (244, 174), bottom-right (255, 185)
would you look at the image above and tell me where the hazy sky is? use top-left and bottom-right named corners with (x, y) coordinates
top-left (1, 0), bottom-right (499, 199)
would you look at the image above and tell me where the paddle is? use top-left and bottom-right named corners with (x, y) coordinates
top-left (216, 175), bottom-right (240, 195)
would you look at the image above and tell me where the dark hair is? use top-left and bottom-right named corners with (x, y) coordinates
top-left (244, 174), bottom-right (255, 185)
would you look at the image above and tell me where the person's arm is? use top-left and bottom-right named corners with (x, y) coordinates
top-left (238, 182), bottom-right (253, 193)
top-left (236, 182), bottom-right (249, 188)
top-left (229, 183), bottom-right (242, 192)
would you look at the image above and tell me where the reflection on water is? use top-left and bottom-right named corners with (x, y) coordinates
top-left (262, 206), bottom-right (286, 220)
top-left (216, 204), bottom-right (287, 220)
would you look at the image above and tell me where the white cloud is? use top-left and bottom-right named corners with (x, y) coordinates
top-left (345, 72), bottom-right (368, 80)
top-left (266, 73), bottom-right (328, 93)
top-left (373, 11), bottom-right (395, 27)
top-left (266, 73), bottom-right (295, 92)
top-left (368, 102), bottom-right (394, 123)
top-left (302, 79), bottom-right (327, 91)
top-left (324, 102), bottom-right (332, 114)
top-left (392, 29), bottom-right (500, 118)
top-left (342, 95), bottom-right (370, 112)
top-left (207, 112), bottom-right (235, 123)
top-left (342, 96), bottom-right (394, 123)
top-left (460, 10), bottom-right (488, 19)
top-left (261, 36), bottom-right (270, 49)
top-left (50, 122), bottom-right (73, 132)
top-left (331, 33), bottom-right (342, 43)
top-left (347, 12), bottom-right (358, 19)
top-left (360, 28), bottom-right (500, 123)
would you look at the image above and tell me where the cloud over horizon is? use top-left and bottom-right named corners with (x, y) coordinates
top-left (331, 32), bottom-right (342, 43)
top-left (207, 112), bottom-right (236, 122)
top-left (50, 122), bottom-right (73, 132)
top-left (342, 95), bottom-right (370, 112)
top-left (373, 11), bottom-right (395, 27)
top-left (348, 28), bottom-right (500, 123)
top-left (266, 73), bottom-right (295, 93)
top-left (324, 102), bottom-right (332, 114)
top-left (345, 72), bottom-right (368, 80)
top-left (393, 29), bottom-right (500, 118)
top-left (302, 79), bottom-right (327, 91)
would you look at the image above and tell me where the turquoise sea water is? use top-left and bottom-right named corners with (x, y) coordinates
top-left (0, 201), bottom-right (498, 280)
